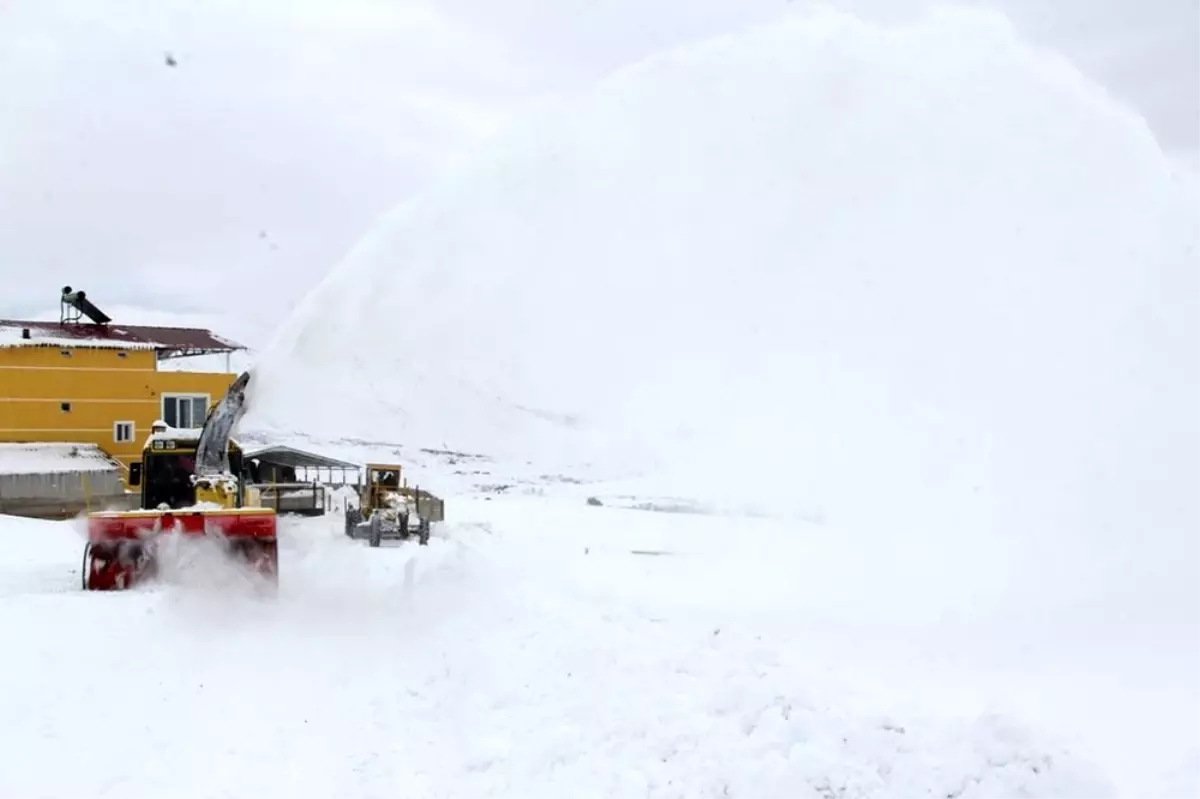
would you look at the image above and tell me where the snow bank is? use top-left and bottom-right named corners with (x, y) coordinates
top-left (0, 513), bottom-right (87, 597)
top-left (248, 6), bottom-right (1197, 573)
top-left (0, 442), bottom-right (119, 476)
top-left (0, 513), bottom-right (84, 563)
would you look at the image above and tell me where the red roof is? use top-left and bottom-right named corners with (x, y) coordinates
top-left (0, 319), bottom-right (244, 355)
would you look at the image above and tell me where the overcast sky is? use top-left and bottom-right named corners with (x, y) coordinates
top-left (2, 0), bottom-right (1196, 348)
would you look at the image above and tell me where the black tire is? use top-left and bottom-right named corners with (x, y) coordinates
top-left (418, 518), bottom-right (430, 546)
top-left (368, 514), bottom-right (381, 547)
top-left (81, 542), bottom-right (92, 590)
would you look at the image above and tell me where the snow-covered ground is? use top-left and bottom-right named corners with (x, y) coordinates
top-left (239, 9), bottom-right (1200, 794)
top-left (2, 5), bottom-right (1197, 798)
top-left (6, 484), bottom-right (1192, 799)
top-left (2, 422), bottom-right (1197, 796)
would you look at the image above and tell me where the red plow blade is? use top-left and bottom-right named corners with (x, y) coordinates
top-left (82, 508), bottom-right (278, 591)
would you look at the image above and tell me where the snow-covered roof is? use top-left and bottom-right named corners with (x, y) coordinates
top-left (0, 320), bottom-right (244, 356)
top-left (243, 444), bottom-right (361, 470)
top-left (0, 323), bottom-right (158, 351)
top-left (143, 427), bottom-right (249, 450)
top-left (145, 427), bottom-right (203, 447)
top-left (0, 443), bottom-right (122, 476)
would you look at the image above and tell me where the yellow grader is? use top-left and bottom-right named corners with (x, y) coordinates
top-left (344, 463), bottom-right (444, 547)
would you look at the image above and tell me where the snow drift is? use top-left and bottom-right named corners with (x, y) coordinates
top-left (248, 7), bottom-right (1197, 562)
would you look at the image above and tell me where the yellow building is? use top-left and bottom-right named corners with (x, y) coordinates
top-left (0, 315), bottom-right (244, 482)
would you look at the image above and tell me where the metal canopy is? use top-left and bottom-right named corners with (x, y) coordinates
top-left (243, 445), bottom-right (360, 470)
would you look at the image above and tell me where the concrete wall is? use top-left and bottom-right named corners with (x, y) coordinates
top-left (0, 469), bottom-right (134, 519)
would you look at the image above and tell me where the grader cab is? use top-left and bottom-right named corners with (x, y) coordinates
top-left (81, 372), bottom-right (278, 590)
top-left (344, 463), bottom-right (444, 547)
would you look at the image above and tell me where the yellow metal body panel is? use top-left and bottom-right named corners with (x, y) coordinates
top-left (0, 343), bottom-right (240, 483)
top-left (398, 486), bottom-right (446, 523)
top-left (152, 445), bottom-right (246, 455)
top-left (194, 483), bottom-right (236, 509)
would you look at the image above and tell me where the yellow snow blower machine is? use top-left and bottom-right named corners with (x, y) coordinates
top-left (81, 372), bottom-right (278, 590)
top-left (344, 463), bottom-right (444, 547)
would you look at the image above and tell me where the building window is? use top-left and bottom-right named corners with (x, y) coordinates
top-left (114, 421), bottom-right (135, 443)
top-left (162, 394), bottom-right (209, 429)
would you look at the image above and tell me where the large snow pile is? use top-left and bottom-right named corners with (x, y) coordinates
top-left (247, 7), bottom-right (1197, 560)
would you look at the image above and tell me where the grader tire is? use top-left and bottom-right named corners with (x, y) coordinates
top-left (345, 507), bottom-right (362, 537)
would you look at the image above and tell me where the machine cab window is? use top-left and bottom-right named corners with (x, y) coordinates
top-left (371, 468), bottom-right (400, 488)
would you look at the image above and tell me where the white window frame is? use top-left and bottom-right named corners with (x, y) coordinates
top-left (114, 421), bottom-right (135, 443)
top-left (161, 393), bottom-right (211, 429)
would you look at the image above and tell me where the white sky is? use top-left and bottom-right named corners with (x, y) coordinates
top-left (2, 0), bottom-right (1196, 348)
